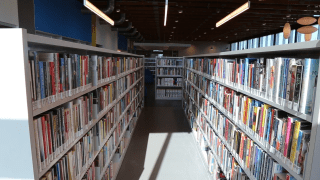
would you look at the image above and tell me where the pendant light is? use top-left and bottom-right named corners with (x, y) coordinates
top-left (297, 26), bottom-right (318, 34)
top-left (283, 22), bottom-right (291, 39)
top-left (305, 34), bottom-right (312, 41)
top-left (297, 17), bottom-right (317, 25)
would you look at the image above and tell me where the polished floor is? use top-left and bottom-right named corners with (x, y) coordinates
top-left (116, 83), bottom-right (212, 180)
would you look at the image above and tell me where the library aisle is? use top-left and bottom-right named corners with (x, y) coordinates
top-left (116, 84), bottom-right (211, 180)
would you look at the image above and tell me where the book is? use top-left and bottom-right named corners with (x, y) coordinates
top-left (299, 59), bottom-right (319, 115)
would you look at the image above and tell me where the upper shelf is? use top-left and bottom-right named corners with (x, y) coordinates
top-left (27, 33), bottom-right (143, 57)
top-left (184, 40), bottom-right (320, 58)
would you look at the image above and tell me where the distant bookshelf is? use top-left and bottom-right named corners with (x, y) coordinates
top-left (144, 58), bottom-right (156, 77)
top-left (155, 57), bottom-right (183, 100)
top-left (0, 29), bottom-right (145, 180)
top-left (182, 45), bottom-right (320, 180)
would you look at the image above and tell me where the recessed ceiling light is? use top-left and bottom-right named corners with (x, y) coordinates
top-left (246, 29), bottom-right (250, 31)
top-left (175, 20), bottom-right (179, 22)
top-left (173, 27), bottom-right (176, 29)
top-left (199, 35), bottom-right (201, 37)
top-left (211, 28), bottom-right (214, 30)
top-left (125, 19), bottom-right (129, 21)
top-left (235, 33), bottom-right (237, 35)
top-left (172, 32), bottom-right (174, 33)
top-left (226, 36), bottom-right (228, 38)
top-left (262, 23), bottom-right (266, 26)
top-left (132, 26), bottom-right (134, 28)
top-left (204, 32), bottom-right (207, 34)
top-left (195, 38), bottom-right (197, 40)
top-left (116, 9), bottom-right (120, 12)
top-left (219, 39), bottom-right (221, 40)
top-left (179, 10), bottom-right (183, 13)
top-left (170, 34), bottom-right (172, 36)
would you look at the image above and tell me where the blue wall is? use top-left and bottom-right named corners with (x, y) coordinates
top-left (34, 0), bottom-right (92, 42)
top-left (118, 33), bottom-right (128, 51)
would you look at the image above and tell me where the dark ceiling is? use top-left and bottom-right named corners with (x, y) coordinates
top-left (92, 0), bottom-right (320, 43)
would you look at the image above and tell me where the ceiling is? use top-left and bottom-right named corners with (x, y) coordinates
top-left (92, 0), bottom-right (320, 43)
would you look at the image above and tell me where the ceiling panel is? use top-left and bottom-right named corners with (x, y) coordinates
top-left (92, 0), bottom-right (320, 42)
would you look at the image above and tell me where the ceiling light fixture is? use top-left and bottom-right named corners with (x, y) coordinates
top-left (305, 34), bottom-right (312, 41)
top-left (164, 0), bottom-right (168, 26)
top-left (179, 10), bottom-right (183, 13)
top-left (216, 1), bottom-right (250, 27)
top-left (283, 22), bottom-right (291, 39)
top-left (173, 27), bottom-right (176, 29)
top-left (125, 19), bottom-right (129, 21)
top-left (297, 17), bottom-right (317, 25)
top-left (297, 26), bottom-right (318, 34)
top-left (83, 0), bottom-right (114, 25)
top-left (204, 32), bottom-right (206, 34)
top-left (116, 9), bottom-right (120, 12)
top-left (211, 28), bottom-right (214, 30)
top-left (175, 20), bottom-right (179, 22)
top-left (172, 32), bottom-right (174, 33)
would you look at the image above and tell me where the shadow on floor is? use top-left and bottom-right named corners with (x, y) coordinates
top-left (115, 83), bottom-right (193, 180)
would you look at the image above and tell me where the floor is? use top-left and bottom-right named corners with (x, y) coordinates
top-left (116, 83), bottom-right (212, 180)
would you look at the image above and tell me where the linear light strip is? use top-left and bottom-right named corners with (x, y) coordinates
top-left (84, 0), bottom-right (114, 26)
top-left (164, 0), bottom-right (168, 26)
top-left (216, 1), bottom-right (250, 27)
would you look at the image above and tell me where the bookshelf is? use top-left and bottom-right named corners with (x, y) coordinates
top-left (181, 41), bottom-right (320, 180)
top-left (155, 57), bottom-right (183, 100)
top-left (144, 58), bottom-right (156, 77)
top-left (0, 28), bottom-right (144, 180)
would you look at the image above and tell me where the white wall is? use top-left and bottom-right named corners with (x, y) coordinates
top-left (95, 17), bottom-right (118, 51)
top-left (0, 0), bottom-right (19, 27)
top-left (179, 41), bottom-right (229, 56)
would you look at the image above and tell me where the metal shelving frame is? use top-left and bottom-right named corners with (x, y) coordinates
top-left (182, 40), bottom-right (320, 180)
top-left (0, 28), bottom-right (145, 180)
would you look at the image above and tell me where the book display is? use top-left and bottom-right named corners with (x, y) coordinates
top-left (144, 58), bottom-right (156, 77)
top-left (181, 42), bottom-right (320, 180)
top-left (155, 57), bottom-right (183, 100)
top-left (0, 29), bottom-right (144, 180)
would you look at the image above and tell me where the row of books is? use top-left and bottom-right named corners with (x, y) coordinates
top-left (185, 81), bottom-right (309, 177)
top-left (40, 96), bottom-right (142, 180)
top-left (117, 71), bottom-right (142, 95)
top-left (95, 56), bottom-right (142, 82)
top-left (36, 85), bottom-right (142, 176)
top-left (157, 68), bottom-right (182, 76)
top-left (29, 52), bottom-right (92, 102)
top-left (184, 95), bottom-right (297, 180)
top-left (33, 92), bottom-right (98, 172)
top-left (29, 51), bottom-right (143, 102)
top-left (185, 75), bottom-right (311, 175)
top-left (185, 58), bottom-right (319, 115)
top-left (157, 58), bottom-right (182, 66)
top-left (185, 104), bottom-right (243, 180)
top-left (156, 89), bottom-right (182, 98)
top-left (157, 78), bottom-right (182, 86)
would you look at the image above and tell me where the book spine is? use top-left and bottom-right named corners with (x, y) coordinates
top-left (299, 59), bottom-right (311, 114)
top-left (284, 118), bottom-right (292, 157)
top-left (290, 121), bottom-right (301, 163)
top-left (293, 65), bottom-right (303, 111)
top-left (39, 61), bottom-right (45, 99)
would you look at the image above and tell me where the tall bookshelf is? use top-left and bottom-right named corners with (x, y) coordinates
top-left (181, 41), bottom-right (320, 180)
top-left (144, 58), bottom-right (156, 77)
top-left (155, 57), bottom-right (183, 100)
top-left (0, 28), bottom-right (144, 180)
